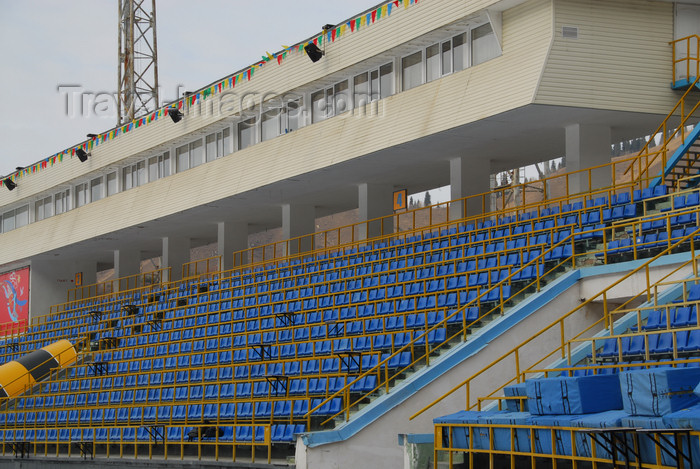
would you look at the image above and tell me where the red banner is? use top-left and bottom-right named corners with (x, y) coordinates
top-left (0, 267), bottom-right (29, 336)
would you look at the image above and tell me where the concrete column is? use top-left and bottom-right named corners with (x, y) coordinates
top-left (450, 156), bottom-right (491, 220)
top-left (29, 259), bottom-right (97, 320)
top-left (282, 204), bottom-right (316, 255)
top-left (218, 221), bottom-right (249, 270)
top-left (113, 247), bottom-right (141, 284)
top-left (565, 124), bottom-right (612, 195)
top-left (358, 183), bottom-right (394, 240)
top-left (162, 236), bottom-right (190, 282)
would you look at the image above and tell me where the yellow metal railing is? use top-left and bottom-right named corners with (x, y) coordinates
top-left (305, 231), bottom-right (579, 427)
top-left (3, 199), bottom-right (700, 465)
top-left (0, 423), bottom-right (273, 463)
top-left (621, 35), bottom-right (700, 188)
top-left (433, 421), bottom-right (698, 469)
top-left (672, 34), bottom-right (700, 85)
top-left (233, 153), bottom-right (650, 267)
top-left (182, 256), bottom-right (222, 280)
top-left (67, 268), bottom-right (171, 302)
top-left (411, 226), bottom-right (700, 419)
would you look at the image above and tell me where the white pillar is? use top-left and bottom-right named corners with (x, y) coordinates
top-left (358, 183), bottom-right (394, 240)
top-left (218, 221), bottom-right (248, 270)
top-left (450, 157), bottom-right (491, 220)
top-left (113, 248), bottom-right (141, 280)
top-left (162, 236), bottom-right (190, 282)
top-left (282, 204), bottom-right (316, 255)
top-left (565, 124), bottom-right (612, 195)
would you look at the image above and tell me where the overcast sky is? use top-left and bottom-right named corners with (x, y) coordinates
top-left (0, 0), bottom-right (381, 177)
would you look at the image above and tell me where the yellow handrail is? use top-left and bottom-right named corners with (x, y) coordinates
top-left (66, 267), bottom-right (170, 302)
top-left (306, 229), bottom-right (580, 426)
top-left (232, 153), bottom-right (648, 268)
top-left (672, 35), bottom-right (700, 85)
top-left (182, 255), bottom-right (222, 280)
top-left (411, 226), bottom-right (699, 420)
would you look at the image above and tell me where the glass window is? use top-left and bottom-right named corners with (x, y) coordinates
top-left (189, 140), bottom-right (204, 168)
top-left (90, 177), bottom-right (103, 202)
top-left (334, 80), bottom-right (350, 115)
top-left (238, 117), bottom-right (256, 150)
top-left (354, 72), bottom-right (370, 108)
top-left (35, 201), bottom-right (43, 222)
top-left (75, 183), bottom-right (88, 208)
top-left (371, 69), bottom-right (380, 100)
top-left (162, 152), bottom-right (171, 178)
top-left (402, 51), bottom-right (423, 91)
top-left (286, 99), bottom-right (302, 132)
top-left (43, 196), bottom-right (53, 220)
top-left (149, 155), bottom-right (160, 180)
top-left (453, 32), bottom-right (467, 72)
top-left (176, 144), bottom-right (189, 172)
top-left (441, 41), bottom-right (452, 75)
top-left (122, 166), bottom-right (133, 190)
top-left (472, 23), bottom-right (500, 66)
top-left (55, 190), bottom-right (69, 215)
top-left (15, 205), bottom-right (29, 228)
top-left (207, 130), bottom-right (232, 160)
top-left (262, 108), bottom-right (281, 141)
top-left (205, 133), bottom-right (217, 162)
top-left (107, 172), bottom-right (118, 196)
top-left (379, 63), bottom-right (394, 99)
top-left (35, 196), bottom-right (53, 221)
top-left (311, 90), bottom-right (326, 123)
top-left (221, 128), bottom-right (232, 155)
top-left (2, 210), bottom-right (15, 233)
top-left (137, 161), bottom-right (147, 186)
top-left (426, 44), bottom-right (440, 83)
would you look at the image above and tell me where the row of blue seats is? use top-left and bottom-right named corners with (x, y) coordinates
top-left (103, 292), bottom-right (488, 349)
top-left (3, 399), bottom-right (341, 427)
top-left (643, 305), bottom-right (700, 331)
top-left (15, 210), bottom-right (564, 346)
top-left (40, 188), bottom-right (663, 318)
top-left (0, 423), bottom-right (305, 444)
top-left (566, 360), bottom-right (700, 377)
top-left (35, 372), bottom-right (379, 405)
top-left (599, 226), bottom-right (700, 259)
top-left (596, 330), bottom-right (700, 360)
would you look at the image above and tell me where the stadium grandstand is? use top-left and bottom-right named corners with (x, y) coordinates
top-left (1, 0), bottom-right (700, 468)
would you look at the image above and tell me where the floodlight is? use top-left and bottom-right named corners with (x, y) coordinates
top-left (305, 43), bottom-right (324, 63)
top-left (4, 179), bottom-right (16, 191)
top-left (76, 148), bottom-right (90, 162)
top-left (169, 109), bottom-right (184, 123)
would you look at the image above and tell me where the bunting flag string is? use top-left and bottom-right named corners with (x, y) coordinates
top-left (5, 0), bottom-right (420, 186)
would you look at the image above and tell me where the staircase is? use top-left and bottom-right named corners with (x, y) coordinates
top-left (655, 125), bottom-right (700, 189)
top-left (623, 35), bottom-right (700, 190)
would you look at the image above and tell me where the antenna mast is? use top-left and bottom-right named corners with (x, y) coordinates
top-left (118, 0), bottom-right (159, 125)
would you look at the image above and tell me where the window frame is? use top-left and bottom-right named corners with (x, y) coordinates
top-left (401, 49), bottom-right (424, 92)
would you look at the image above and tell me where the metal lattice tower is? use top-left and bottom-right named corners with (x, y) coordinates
top-left (118, 0), bottom-right (159, 125)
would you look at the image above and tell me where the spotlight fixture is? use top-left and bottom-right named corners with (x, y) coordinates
top-left (15, 167), bottom-right (24, 171)
top-left (169, 109), bottom-right (184, 123)
top-left (76, 148), bottom-right (90, 162)
top-left (304, 43), bottom-right (325, 63)
top-left (87, 133), bottom-right (98, 139)
top-left (3, 178), bottom-right (16, 191)
top-left (322, 24), bottom-right (335, 31)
